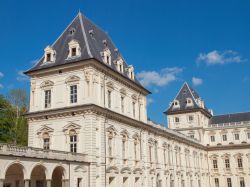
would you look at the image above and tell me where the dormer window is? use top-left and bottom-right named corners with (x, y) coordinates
top-left (126, 65), bottom-right (134, 80)
top-left (68, 40), bottom-right (81, 59)
top-left (115, 58), bottom-right (124, 73)
top-left (101, 48), bottom-right (111, 65)
top-left (186, 98), bottom-right (193, 106)
top-left (44, 46), bottom-right (56, 63)
top-left (173, 100), bottom-right (180, 108)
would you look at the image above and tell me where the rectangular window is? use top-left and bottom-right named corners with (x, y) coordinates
top-left (108, 137), bottom-right (112, 157)
top-left (44, 90), bottom-right (51, 108)
top-left (190, 135), bottom-right (194, 139)
top-left (240, 177), bottom-right (245, 187)
top-left (225, 159), bottom-right (230, 168)
top-left (227, 178), bottom-right (232, 187)
top-left (149, 146), bottom-right (152, 162)
top-left (132, 102), bottom-right (136, 118)
top-left (108, 90), bottom-right (111, 108)
top-left (215, 178), bottom-right (219, 187)
top-left (121, 96), bottom-right (124, 113)
top-left (235, 133), bottom-right (239, 140)
top-left (77, 178), bottom-right (82, 187)
top-left (175, 117), bottom-right (180, 123)
top-left (238, 158), bottom-right (243, 168)
top-left (72, 47), bottom-right (77, 56)
top-left (122, 139), bottom-right (126, 159)
top-left (43, 138), bottom-right (50, 150)
top-left (46, 53), bottom-right (51, 62)
top-left (213, 160), bottom-right (218, 169)
top-left (247, 132), bottom-right (250, 139)
top-left (188, 115), bottom-right (194, 122)
top-left (70, 135), bottom-right (77, 153)
top-left (211, 136), bottom-right (215, 142)
top-left (222, 134), bottom-right (227, 141)
top-left (70, 85), bottom-right (77, 103)
top-left (134, 142), bottom-right (137, 160)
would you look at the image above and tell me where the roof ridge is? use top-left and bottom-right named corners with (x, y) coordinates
top-left (79, 14), bottom-right (93, 58)
top-left (26, 14), bottom-right (83, 72)
top-left (186, 82), bottom-right (199, 106)
top-left (213, 111), bottom-right (250, 117)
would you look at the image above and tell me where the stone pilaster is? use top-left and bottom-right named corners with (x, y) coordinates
top-left (46, 180), bottom-right (51, 187)
top-left (0, 179), bottom-right (4, 187)
top-left (24, 180), bottom-right (30, 187)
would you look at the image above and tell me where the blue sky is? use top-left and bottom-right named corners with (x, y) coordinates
top-left (0, 0), bottom-right (250, 125)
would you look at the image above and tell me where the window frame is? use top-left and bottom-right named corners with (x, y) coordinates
top-left (70, 85), bottom-right (78, 104)
top-left (44, 89), bottom-right (51, 109)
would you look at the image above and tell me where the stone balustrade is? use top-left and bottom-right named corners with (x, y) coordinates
top-left (0, 143), bottom-right (88, 162)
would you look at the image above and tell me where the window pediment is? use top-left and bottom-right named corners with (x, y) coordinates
top-left (65, 75), bottom-right (80, 84)
top-left (63, 122), bottom-right (81, 134)
top-left (106, 125), bottom-right (118, 135)
top-left (40, 80), bottom-right (54, 89)
top-left (131, 94), bottom-right (137, 101)
top-left (106, 81), bottom-right (114, 90)
top-left (120, 129), bottom-right (129, 138)
top-left (37, 125), bottom-right (54, 136)
top-left (132, 133), bottom-right (140, 140)
top-left (120, 88), bottom-right (127, 96)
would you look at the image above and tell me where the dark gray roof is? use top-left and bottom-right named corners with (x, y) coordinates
top-left (25, 12), bottom-right (147, 92)
top-left (209, 112), bottom-right (250, 124)
top-left (166, 82), bottom-right (211, 115)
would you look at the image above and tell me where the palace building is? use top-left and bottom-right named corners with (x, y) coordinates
top-left (0, 12), bottom-right (250, 187)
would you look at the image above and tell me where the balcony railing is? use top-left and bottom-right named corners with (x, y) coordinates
top-left (0, 143), bottom-right (88, 162)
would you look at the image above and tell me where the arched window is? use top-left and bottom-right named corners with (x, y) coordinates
top-left (173, 100), bottom-right (180, 108)
top-left (106, 126), bottom-right (117, 159)
top-left (69, 129), bottom-right (77, 153)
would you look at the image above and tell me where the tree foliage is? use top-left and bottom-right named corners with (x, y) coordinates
top-left (0, 89), bottom-right (28, 145)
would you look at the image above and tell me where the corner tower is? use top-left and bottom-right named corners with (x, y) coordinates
top-left (165, 82), bottom-right (212, 142)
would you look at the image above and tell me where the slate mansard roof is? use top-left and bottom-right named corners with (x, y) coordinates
top-left (209, 112), bottom-right (250, 125)
top-left (165, 82), bottom-right (212, 116)
top-left (24, 12), bottom-right (149, 93)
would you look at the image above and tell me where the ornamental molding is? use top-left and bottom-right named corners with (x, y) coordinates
top-left (65, 75), bottom-right (80, 84)
top-left (40, 80), bottom-right (54, 89)
top-left (25, 104), bottom-right (206, 150)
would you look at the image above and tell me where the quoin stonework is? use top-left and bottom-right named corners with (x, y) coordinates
top-left (1, 12), bottom-right (250, 187)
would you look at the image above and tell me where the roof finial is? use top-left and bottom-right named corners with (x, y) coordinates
top-left (78, 9), bottom-right (82, 16)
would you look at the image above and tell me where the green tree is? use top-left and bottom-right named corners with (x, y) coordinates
top-left (6, 89), bottom-right (29, 146)
top-left (0, 95), bottom-right (13, 143)
top-left (0, 89), bottom-right (29, 145)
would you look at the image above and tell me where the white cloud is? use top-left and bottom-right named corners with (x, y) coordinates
top-left (0, 83), bottom-right (3, 89)
top-left (0, 72), bottom-right (4, 78)
top-left (16, 70), bottom-right (29, 82)
top-left (192, 77), bottom-right (203, 86)
top-left (136, 67), bottom-right (183, 87)
top-left (197, 50), bottom-right (246, 65)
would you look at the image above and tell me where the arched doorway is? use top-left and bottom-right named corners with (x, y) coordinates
top-left (30, 165), bottom-right (46, 187)
top-left (4, 163), bottom-right (24, 187)
top-left (51, 166), bottom-right (65, 187)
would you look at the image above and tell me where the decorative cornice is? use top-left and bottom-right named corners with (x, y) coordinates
top-left (25, 104), bottom-right (205, 150)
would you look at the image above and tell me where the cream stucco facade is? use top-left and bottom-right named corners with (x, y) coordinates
top-left (0, 12), bottom-right (249, 187)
